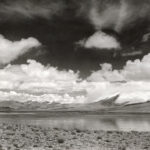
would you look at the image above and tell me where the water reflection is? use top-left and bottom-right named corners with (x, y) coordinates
top-left (0, 114), bottom-right (150, 131)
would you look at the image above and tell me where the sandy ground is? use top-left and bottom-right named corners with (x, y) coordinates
top-left (0, 123), bottom-right (150, 150)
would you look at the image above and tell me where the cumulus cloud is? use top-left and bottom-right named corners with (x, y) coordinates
top-left (0, 59), bottom-right (79, 86)
top-left (122, 53), bottom-right (150, 81)
top-left (1, 53), bottom-right (150, 105)
top-left (87, 63), bottom-right (123, 82)
top-left (0, 59), bottom-right (87, 103)
top-left (86, 53), bottom-right (150, 104)
top-left (0, 35), bottom-right (41, 64)
top-left (88, 53), bottom-right (150, 82)
top-left (79, 31), bottom-right (121, 49)
top-left (0, 59), bottom-right (121, 105)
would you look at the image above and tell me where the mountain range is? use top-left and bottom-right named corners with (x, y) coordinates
top-left (1, 94), bottom-right (150, 113)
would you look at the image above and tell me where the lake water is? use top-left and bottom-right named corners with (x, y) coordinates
top-left (0, 113), bottom-right (150, 131)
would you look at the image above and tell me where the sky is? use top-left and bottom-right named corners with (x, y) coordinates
top-left (0, 0), bottom-right (150, 105)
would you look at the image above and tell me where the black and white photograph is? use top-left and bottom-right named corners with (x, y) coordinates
top-left (0, 0), bottom-right (150, 149)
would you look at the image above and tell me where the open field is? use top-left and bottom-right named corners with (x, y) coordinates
top-left (0, 123), bottom-right (150, 150)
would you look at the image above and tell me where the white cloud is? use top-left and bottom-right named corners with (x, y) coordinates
top-left (122, 53), bottom-right (150, 81)
top-left (21, 60), bottom-right (79, 82)
top-left (88, 53), bottom-right (150, 82)
top-left (1, 53), bottom-right (150, 105)
top-left (0, 59), bottom-right (87, 104)
top-left (86, 53), bottom-right (150, 104)
top-left (0, 35), bottom-right (41, 64)
top-left (86, 81), bottom-right (150, 105)
top-left (0, 59), bottom-right (87, 103)
top-left (0, 91), bottom-right (86, 104)
top-left (87, 63), bottom-right (124, 82)
top-left (0, 59), bottom-right (79, 88)
top-left (80, 31), bottom-right (120, 50)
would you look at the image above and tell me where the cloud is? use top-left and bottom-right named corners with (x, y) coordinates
top-left (121, 51), bottom-right (143, 57)
top-left (85, 81), bottom-right (150, 104)
top-left (0, 0), bottom-right (149, 33)
top-left (0, 59), bottom-right (83, 94)
top-left (88, 0), bottom-right (150, 32)
top-left (0, 0), bottom-right (150, 49)
top-left (0, 59), bottom-right (79, 84)
top-left (0, 35), bottom-right (41, 64)
top-left (86, 53), bottom-right (150, 104)
top-left (122, 53), bottom-right (150, 81)
top-left (88, 53), bottom-right (150, 82)
top-left (89, 2), bottom-right (120, 30)
top-left (87, 63), bottom-right (123, 82)
top-left (79, 31), bottom-right (121, 49)
top-left (0, 59), bottom-right (87, 104)
top-left (1, 53), bottom-right (150, 105)
top-left (0, 0), bottom-right (66, 20)
top-left (0, 91), bottom-right (86, 104)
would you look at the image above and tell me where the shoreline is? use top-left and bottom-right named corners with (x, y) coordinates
top-left (1, 110), bottom-right (150, 115)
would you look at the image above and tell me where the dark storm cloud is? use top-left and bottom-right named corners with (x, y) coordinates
top-left (85, 0), bottom-right (150, 32)
top-left (0, 0), bottom-right (66, 20)
top-left (0, 0), bottom-right (150, 75)
top-left (0, 0), bottom-right (150, 32)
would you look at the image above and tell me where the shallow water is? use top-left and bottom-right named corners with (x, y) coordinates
top-left (0, 113), bottom-right (150, 131)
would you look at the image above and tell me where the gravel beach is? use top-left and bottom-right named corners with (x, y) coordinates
top-left (0, 123), bottom-right (150, 150)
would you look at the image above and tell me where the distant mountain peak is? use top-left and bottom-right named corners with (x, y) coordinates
top-left (91, 93), bottom-right (120, 107)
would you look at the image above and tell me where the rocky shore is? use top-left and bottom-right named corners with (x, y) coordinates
top-left (0, 123), bottom-right (150, 150)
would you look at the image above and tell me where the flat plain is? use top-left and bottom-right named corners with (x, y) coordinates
top-left (0, 122), bottom-right (150, 150)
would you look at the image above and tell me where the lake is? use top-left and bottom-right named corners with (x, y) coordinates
top-left (0, 112), bottom-right (150, 131)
